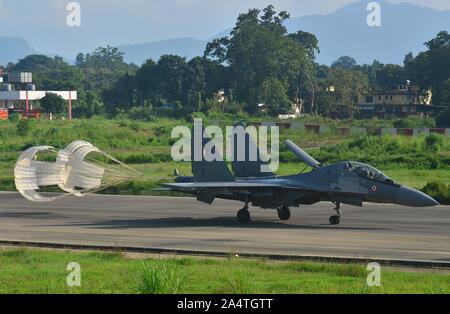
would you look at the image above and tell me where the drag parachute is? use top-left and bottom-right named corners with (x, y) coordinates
top-left (14, 146), bottom-right (67, 202)
top-left (14, 141), bottom-right (143, 202)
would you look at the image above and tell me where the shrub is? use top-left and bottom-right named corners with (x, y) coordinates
top-left (189, 111), bottom-right (207, 123)
top-left (46, 127), bottom-right (60, 136)
top-left (226, 268), bottom-right (253, 294)
top-left (134, 261), bottom-right (186, 294)
top-left (40, 93), bottom-right (67, 114)
top-left (127, 106), bottom-right (156, 122)
top-left (129, 121), bottom-right (141, 132)
top-left (16, 119), bottom-right (35, 136)
top-left (123, 153), bottom-right (171, 164)
top-left (8, 112), bottom-right (20, 123)
top-left (153, 125), bottom-right (172, 137)
top-left (422, 182), bottom-right (450, 205)
top-left (423, 134), bottom-right (444, 152)
top-left (394, 116), bottom-right (436, 128)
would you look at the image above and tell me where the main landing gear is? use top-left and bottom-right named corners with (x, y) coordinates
top-left (329, 202), bottom-right (342, 225)
top-left (237, 204), bottom-right (292, 224)
top-left (277, 205), bottom-right (291, 221)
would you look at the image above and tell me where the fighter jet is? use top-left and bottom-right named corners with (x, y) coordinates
top-left (162, 124), bottom-right (439, 225)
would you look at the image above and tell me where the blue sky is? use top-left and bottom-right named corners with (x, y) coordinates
top-left (0, 0), bottom-right (449, 57)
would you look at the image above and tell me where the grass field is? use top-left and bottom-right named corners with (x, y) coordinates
top-left (0, 248), bottom-right (449, 294)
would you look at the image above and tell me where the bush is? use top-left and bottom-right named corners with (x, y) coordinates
top-left (423, 134), bottom-right (444, 152)
top-left (226, 268), bottom-right (253, 294)
top-left (16, 119), bottom-right (35, 136)
top-left (134, 261), bottom-right (186, 294)
top-left (394, 116), bottom-right (436, 128)
top-left (189, 111), bottom-right (207, 123)
top-left (123, 153), bottom-right (171, 164)
top-left (422, 182), bottom-right (450, 205)
top-left (127, 106), bottom-right (156, 122)
top-left (8, 112), bottom-right (20, 123)
top-left (129, 121), bottom-right (141, 132)
top-left (40, 93), bottom-right (67, 114)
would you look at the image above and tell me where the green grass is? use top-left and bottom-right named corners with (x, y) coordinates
top-left (384, 169), bottom-right (450, 188)
top-left (0, 248), bottom-right (448, 294)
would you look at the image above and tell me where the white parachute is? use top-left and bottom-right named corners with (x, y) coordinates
top-left (14, 146), bottom-right (67, 202)
top-left (14, 141), bottom-right (143, 202)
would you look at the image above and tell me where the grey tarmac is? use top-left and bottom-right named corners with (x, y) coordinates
top-left (0, 192), bottom-right (449, 262)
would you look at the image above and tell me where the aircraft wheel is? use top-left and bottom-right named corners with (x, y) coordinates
top-left (329, 215), bottom-right (341, 225)
top-left (237, 208), bottom-right (251, 224)
top-left (277, 206), bottom-right (291, 221)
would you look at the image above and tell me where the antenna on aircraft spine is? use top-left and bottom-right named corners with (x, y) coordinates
top-left (284, 140), bottom-right (321, 169)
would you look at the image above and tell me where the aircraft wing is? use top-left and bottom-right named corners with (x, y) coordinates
top-left (163, 181), bottom-right (332, 193)
top-left (162, 180), bottom-right (366, 207)
top-left (164, 181), bottom-right (300, 189)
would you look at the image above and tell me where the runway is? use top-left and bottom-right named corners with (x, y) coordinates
top-left (0, 192), bottom-right (449, 263)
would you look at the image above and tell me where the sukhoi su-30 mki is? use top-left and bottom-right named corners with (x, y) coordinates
top-left (163, 123), bottom-right (439, 225)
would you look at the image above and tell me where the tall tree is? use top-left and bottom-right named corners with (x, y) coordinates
top-left (258, 78), bottom-right (291, 115)
top-left (78, 46), bottom-right (137, 92)
top-left (328, 68), bottom-right (369, 117)
top-left (40, 93), bottom-right (66, 115)
top-left (375, 64), bottom-right (405, 90)
top-left (205, 5), bottom-right (310, 113)
top-left (9, 55), bottom-right (84, 91)
top-left (331, 56), bottom-right (357, 70)
top-left (288, 31), bottom-right (320, 60)
top-left (409, 32), bottom-right (450, 107)
top-left (151, 55), bottom-right (188, 103)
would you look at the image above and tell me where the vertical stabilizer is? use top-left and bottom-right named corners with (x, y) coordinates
top-left (191, 123), bottom-right (234, 182)
top-left (231, 122), bottom-right (274, 178)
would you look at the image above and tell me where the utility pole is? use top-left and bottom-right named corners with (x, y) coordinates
top-left (304, 72), bottom-right (316, 115)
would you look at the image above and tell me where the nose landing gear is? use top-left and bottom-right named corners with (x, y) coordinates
top-left (329, 202), bottom-right (342, 225)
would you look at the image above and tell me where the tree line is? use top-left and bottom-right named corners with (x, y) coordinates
top-left (2, 5), bottom-right (450, 125)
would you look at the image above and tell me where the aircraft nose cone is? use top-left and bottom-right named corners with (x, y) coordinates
top-left (396, 186), bottom-right (440, 207)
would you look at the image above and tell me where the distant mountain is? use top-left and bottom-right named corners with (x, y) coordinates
top-left (118, 37), bottom-right (208, 65)
top-left (1, 1), bottom-right (449, 67)
top-left (284, 0), bottom-right (450, 65)
top-left (117, 0), bottom-right (450, 66)
top-left (0, 37), bottom-right (34, 66)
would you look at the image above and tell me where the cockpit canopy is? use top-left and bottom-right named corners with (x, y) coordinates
top-left (345, 162), bottom-right (394, 184)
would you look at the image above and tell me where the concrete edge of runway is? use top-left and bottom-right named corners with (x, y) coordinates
top-left (1, 240), bottom-right (449, 270)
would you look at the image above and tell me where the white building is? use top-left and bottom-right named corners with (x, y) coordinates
top-left (0, 72), bottom-right (77, 119)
